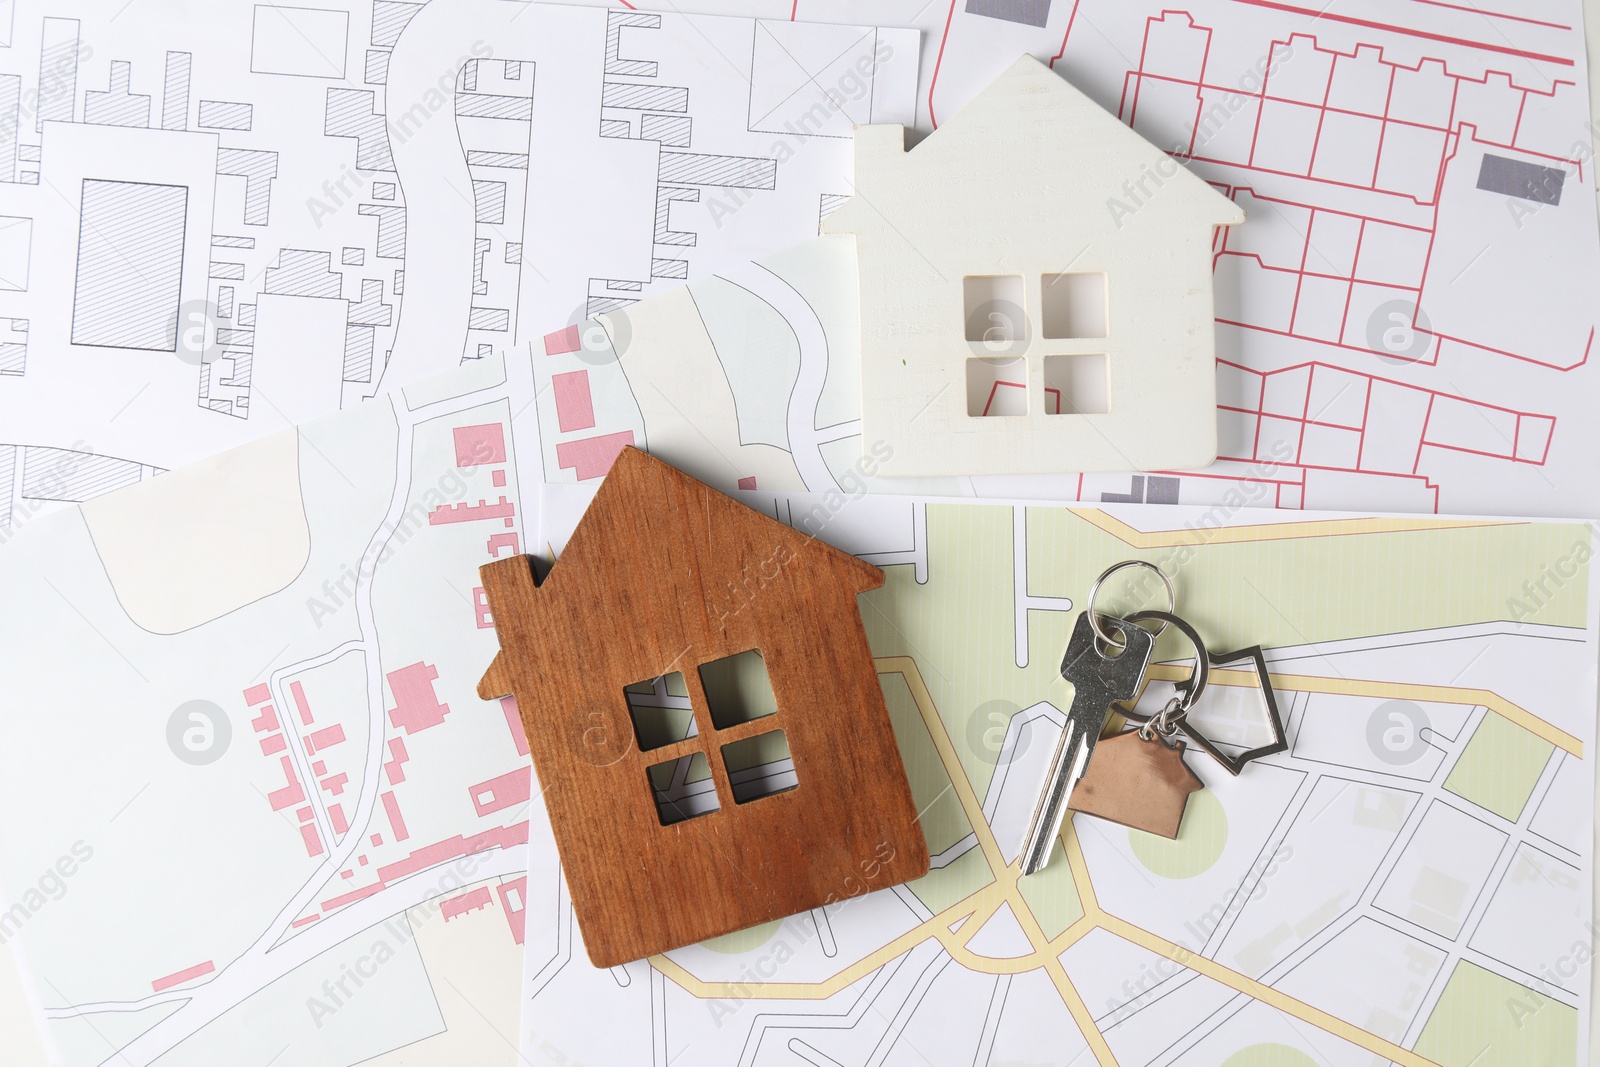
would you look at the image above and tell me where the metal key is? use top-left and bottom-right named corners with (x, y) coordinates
top-left (1019, 612), bottom-right (1154, 875)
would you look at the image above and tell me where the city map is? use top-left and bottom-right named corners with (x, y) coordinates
top-left (0, 0), bottom-right (1593, 1064)
top-left (536, 0), bottom-right (1600, 518)
top-left (534, 483), bottom-right (1598, 1065)
top-left (0, 356), bottom-right (540, 1065)
top-left (0, 0), bottom-right (918, 539)
top-left (0, 346), bottom-right (1593, 1066)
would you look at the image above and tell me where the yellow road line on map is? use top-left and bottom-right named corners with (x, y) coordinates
top-left (894, 656), bottom-right (1441, 1066)
top-left (948, 893), bottom-right (1005, 945)
top-left (882, 657), bottom-right (1117, 1065)
top-left (1094, 913), bottom-right (1438, 1067)
top-left (1049, 910), bottom-right (1099, 953)
top-left (1145, 663), bottom-right (1583, 757)
top-left (650, 657), bottom-right (1464, 1066)
top-left (648, 895), bottom-right (983, 1001)
top-left (884, 658), bottom-right (1011, 874)
top-left (1070, 508), bottom-right (1509, 548)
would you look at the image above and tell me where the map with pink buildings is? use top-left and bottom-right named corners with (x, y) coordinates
top-left (0, 1), bottom-right (1595, 1065)
top-left (0, 355), bottom-right (545, 1064)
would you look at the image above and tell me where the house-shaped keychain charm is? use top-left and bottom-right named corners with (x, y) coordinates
top-left (476, 448), bottom-right (930, 967)
top-left (823, 55), bottom-right (1244, 478)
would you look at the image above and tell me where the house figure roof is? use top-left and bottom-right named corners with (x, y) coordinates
top-left (823, 54), bottom-right (1244, 238)
top-left (822, 54), bottom-right (1244, 478)
top-left (477, 447), bottom-right (929, 966)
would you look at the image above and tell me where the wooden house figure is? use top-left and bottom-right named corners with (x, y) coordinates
top-left (822, 55), bottom-right (1245, 478)
top-left (477, 447), bottom-right (929, 967)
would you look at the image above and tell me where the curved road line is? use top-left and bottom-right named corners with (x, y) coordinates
top-left (716, 260), bottom-right (838, 493)
top-left (108, 382), bottom-right (516, 1064)
top-left (655, 656), bottom-right (1453, 1067)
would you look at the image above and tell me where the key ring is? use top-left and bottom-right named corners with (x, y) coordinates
top-left (1086, 560), bottom-right (1175, 650)
top-left (1122, 609), bottom-right (1209, 725)
top-left (1139, 696), bottom-right (1188, 742)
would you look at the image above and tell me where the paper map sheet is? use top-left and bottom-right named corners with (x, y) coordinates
top-left (0, 0), bottom-right (918, 540)
top-left (535, 0), bottom-right (1600, 518)
top-left (0, 355), bottom-right (542, 1066)
top-left (0, 0), bottom-right (1597, 1063)
top-left (533, 482), bottom-right (1599, 1066)
top-left (0, 347), bottom-right (1594, 1067)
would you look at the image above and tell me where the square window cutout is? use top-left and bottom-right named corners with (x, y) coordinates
top-left (624, 671), bottom-right (696, 751)
top-left (967, 356), bottom-right (1028, 417)
top-left (1044, 354), bottom-right (1109, 415)
top-left (699, 650), bottom-right (777, 730)
top-left (963, 274), bottom-right (1026, 343)
top-left (721, 729), bottom-right (796, 804)
top-left (647, 751), bottom-right (720, 825)
top-left (1042, 272), bottom-right (1107, 339)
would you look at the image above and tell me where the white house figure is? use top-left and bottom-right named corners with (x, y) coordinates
top-left (821, 55), bottom-right (1244, 478)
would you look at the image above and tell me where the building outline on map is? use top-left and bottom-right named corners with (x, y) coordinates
top-left (524, 489), bottom-right (1596, 1065)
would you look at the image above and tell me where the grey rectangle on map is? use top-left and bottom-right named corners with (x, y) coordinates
top-left (71, 179), bottom-right (188, 351)
top-left (602, 82), bottom-right (688, 112)
top-left (473, 180), bottom-right (506, 224)
top-left (21, 446), bottom-right (142, 501)
top-left (1477, 153), bottom-right (1564, 206)
top-left (1145, 476), bottom-right (1180, 505)
top-left (455, 93), bottom-right (533, 121)
top-left (198, 99), bottom-right (252, 131)
top-left (641, 114), bottom-right (691, 148)
top-left (965, 0), bottom-right (1051, 28)
top-left (464, 150), bottom-right (527, 170)
top-left (469, 307), bottom-right (510, 331)
top-left (659, 152), bottom-right (776, 189)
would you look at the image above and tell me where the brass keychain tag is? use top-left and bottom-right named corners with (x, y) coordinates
top-left (1065, 607), bottom-right (1214, 841)
top-left (1068, 607), bottom-right (1214, 840)
top-left (1071, 725), bottom-right (1202, 839)
top-left (1034, 563), bottom-right (1289, 859)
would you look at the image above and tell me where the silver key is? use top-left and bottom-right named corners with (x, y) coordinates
top-left (1019, 612), bottom-right (1154, 875)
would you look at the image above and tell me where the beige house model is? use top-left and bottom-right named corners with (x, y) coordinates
top-left (822, 55), bottom-right (1244, 478)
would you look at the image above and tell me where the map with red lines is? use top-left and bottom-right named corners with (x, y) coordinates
top-left (534, 0), bottom-right (1600, 518)
top-left (938, 0), bottom-right (1600, 515)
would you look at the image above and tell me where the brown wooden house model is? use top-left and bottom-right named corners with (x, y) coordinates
top-left (477, 447), bottom-right (930, 967)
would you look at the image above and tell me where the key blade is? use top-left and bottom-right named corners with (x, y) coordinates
top-left (1019, 725), bottom-right (1089, 875)
top-left (1067, 732), bottom-right (1093, 782)
top-left (1018, 615), bottom-right (1156, 876)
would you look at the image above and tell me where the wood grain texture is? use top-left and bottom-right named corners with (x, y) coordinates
top-left (478, 447), bottom-right (930, 967)
top-left (1069, 731), bottom-right (1203, 840)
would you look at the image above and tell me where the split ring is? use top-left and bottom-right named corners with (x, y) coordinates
top-left (1086, 560), bottom-right (1175, 648)
top-left (1124, 609), bottom-right (1210, 711)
